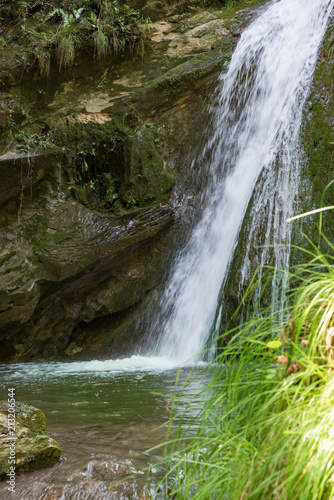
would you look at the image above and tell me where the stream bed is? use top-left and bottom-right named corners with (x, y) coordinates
top-left (0, 357), bottom-right (204, 499)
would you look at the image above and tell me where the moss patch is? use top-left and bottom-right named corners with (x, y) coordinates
top-left (300, 22), bottom-right (334, 247)
top-left (54, 114), bottom-right (175, 212)
top-left (0, 402), bottom-right (61, 481)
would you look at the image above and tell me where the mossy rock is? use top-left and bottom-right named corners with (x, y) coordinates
top-left (120, 126), bottom-right (175, 207)
top-left (55, 116), bottom-right (175, 211)
top-left (0, 402), bottom-right (61, 481)
top-left (299, 21), bottom-right (334, 251)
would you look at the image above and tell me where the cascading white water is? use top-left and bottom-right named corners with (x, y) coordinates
top-left (152, 0), bottom-right (334, 363)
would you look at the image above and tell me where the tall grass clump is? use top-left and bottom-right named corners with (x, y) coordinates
top-left (57, 32), bottom-right (79, 71)
top-left (93, 26), bottom-right (111, 59)
top-left (161, 234), bottom-right (334, 499)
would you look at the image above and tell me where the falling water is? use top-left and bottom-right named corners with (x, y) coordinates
top-left (152, 0), bottom-right (334, 363)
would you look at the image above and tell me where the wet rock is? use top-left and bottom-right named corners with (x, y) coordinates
top-left (0, 0), bottom-right (269, 361)
top-left (0, 93), bottom-right (21, 131)
top-left (0, 402), bottom-right (61, 481)
top-left (0, 194), bottom-right (174, 360)
top-left (0, 149), bottom-right (62, 205)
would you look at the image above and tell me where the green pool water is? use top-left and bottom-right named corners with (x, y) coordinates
top-left (0, 356), bottom-right (206, 499)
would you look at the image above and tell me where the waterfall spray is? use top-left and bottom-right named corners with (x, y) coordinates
top-left (150, 0), bottom-right (334, 363)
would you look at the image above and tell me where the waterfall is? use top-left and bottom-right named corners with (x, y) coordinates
top-left (150, 0), bottom-right (334, 364)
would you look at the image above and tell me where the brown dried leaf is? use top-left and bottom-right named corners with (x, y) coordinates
top-left (324, 327), bottom-right (334, 354)
top-left (277, 355), bottom-right (288, 365)
top-left (289, 319), bottom-right (295, 339)
top-left (281, 326), bottom-right (290, 345)
top-left (285, 361), bottom-right (301, 377)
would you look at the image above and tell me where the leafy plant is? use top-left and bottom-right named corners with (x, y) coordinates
top-left (2, 1), bottom-right (151, 76)
top-left (226, 0), bottom-right (236, 8)
top-left (145, 122), bottom-right (166, 148)
top-left (91, 172), bottom-right (119, 204)
top-left (45, 7), bottom-right (85, 27)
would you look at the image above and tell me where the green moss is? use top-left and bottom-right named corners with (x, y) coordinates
top-left (195, 25), bottom-right (219, 38)
top-left (53, 114), bottom-right (175, 212)
top-left (301, 24), bottom-right (334, 246)
top-left (0, 402), bottom-right (61, 480)
top-left (14, 403), bottom-right (47, 434)
top-left (216, 0), bottom-right (268, 18)
top-left (145, 47), bottom-right (225, 96)
top-left (120, 126), bottom-right (175, 207)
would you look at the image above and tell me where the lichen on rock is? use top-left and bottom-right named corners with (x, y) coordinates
top-left (0, 402), bottom-right (61, 481)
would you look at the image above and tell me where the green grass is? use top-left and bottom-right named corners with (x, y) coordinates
top-left (158, 235), bottom-right (334, 499)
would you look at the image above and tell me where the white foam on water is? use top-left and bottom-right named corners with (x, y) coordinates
top-left (56, 355), bottom-right (179, 374)
top-left (0, 356), bottom-right (208, 379)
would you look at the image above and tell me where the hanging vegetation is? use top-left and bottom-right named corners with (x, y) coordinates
top-left (0, 0), bottom-right (151, 76)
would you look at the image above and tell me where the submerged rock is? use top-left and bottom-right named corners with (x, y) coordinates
top-left (0, 402), bottom-right (61, 481)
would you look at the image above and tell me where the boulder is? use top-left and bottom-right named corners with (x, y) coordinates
top-left (0, 402), bottom-right (61, 481)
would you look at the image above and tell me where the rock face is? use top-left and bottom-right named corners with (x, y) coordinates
top-left (0, 402), bottom-right (61, 480)
top-left (299, 18), bottom-right (334, 247)
top-left (0, 0), bottom-right (268, 362)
